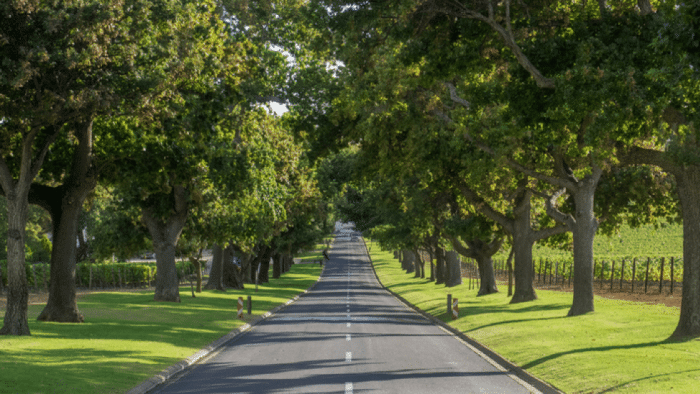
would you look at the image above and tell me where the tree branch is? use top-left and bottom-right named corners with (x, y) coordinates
top-left (533, 187), bottom-right (575, 229)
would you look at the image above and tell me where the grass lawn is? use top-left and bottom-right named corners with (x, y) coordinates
top-left (0, 263), bottom-right (321, 394)
top-left (367, 239), bottom-right (700, 394)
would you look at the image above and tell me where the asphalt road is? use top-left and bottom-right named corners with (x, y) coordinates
top-left (150, 229), bottom-right (537, 394)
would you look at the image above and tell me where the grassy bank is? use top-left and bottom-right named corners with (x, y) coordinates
top-left (0, 263), bottom-right (321, 394)
top-left (367, 240), bottom-right (700, 393)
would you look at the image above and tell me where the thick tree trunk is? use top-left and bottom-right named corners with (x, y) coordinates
top-left (412, 250), bottom-right (422, 278)
top-left (142, 186), bottom-right (189, 303)
top-left (272, 251), bottom-right (282, 279)
top-left (205, 244), bottom-right (225, 291)
top-left (1, 194), bottom-right (31, 335)
top-left (37, 198), bottom-right (86, 322)
top-left (35, 120), bottom-right (96, 322)
top-left (259, 248), bottom-right (271, 283)
top-left (435, 247), bottom-right (446, 285)
top-left (510, 232), bottom-right (537, 303)
top-left (568, 177), bottom-right (599, 316)
top-left (672, 167), bottom-right (700, 338)
top-left (223, 245), bottom-right (244, 289)
top-left (444, 251), bottom-right (462, 287)
top-left (475, 253), bottom-right (498, 295)
top-left (404, 250), bottom-right (415, 274)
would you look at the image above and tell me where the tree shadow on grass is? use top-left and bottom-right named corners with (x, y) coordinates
top-left (520, 337), bottom-right (690, 370)
top-left (597, 368), bottom-right (700, 393)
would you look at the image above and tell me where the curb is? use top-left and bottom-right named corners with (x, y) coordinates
top-left (360, 239), bottom-right (563, 394)
top-left (127, 263), bottom-right (327, 394)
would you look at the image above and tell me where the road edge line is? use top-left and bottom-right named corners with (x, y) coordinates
top-left (360, 237), bottom-right (563, 394)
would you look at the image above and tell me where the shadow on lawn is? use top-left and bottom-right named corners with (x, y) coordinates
top-left (597, 368), bottom-right (700, 393)
top-left (521, 337), bottom-right (691, 370)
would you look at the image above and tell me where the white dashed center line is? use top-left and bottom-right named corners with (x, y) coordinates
top-left (345, 382), bottom-right (353, 394)
top-left (345, 352), bottom-right (352, 362)
top-left (346, 334), bottom-right (351, 341)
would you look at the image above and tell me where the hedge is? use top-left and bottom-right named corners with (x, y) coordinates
top-left (0, 259), bottom-right (196, 290)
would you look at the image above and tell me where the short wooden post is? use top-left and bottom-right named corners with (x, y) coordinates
top-left (671, 257), bottom-right (675, 295)
top-left (237, 297), bottom-right (244, 319)
top-left (447, 294), bottom-right (452, 316)
top-left (659, 257), bottom-right (665, 294)
top-left (610, 260), bottom-right (615, 291)
top-left (644, 257), bottom-right (651, 294)
top-left (631, 258), bottom-right (637, 293)
top-left (248, 295), bottom-right (252, 315)
top-left (452, 298), bottom-right (459, 320)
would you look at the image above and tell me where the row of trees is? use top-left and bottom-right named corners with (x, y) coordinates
top-left (0, 1), bottom-right (340, 335)
top-left (314, 1), bottom-right (700, 339)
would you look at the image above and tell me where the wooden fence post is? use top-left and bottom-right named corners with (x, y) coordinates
top-left (620, 259), bottom-right (626, 291)
top-left (671, 257), bottom-right (675, 295)
top-left (548, 260), bottom-right (553, 285)
top-left (610, 260), bottom-right (615, 291)
top-left (568, 262), bottom-right (572, 287)
top-left (644, 257), bottom-right (651, 294)
top-left (632, 258), bottom-right (637, 293)
top-left (538, 259), bottom-right (543, 284)
top-left (555, 262), bottom-right (559, 285)
top-left (659, 257), bottom-right (665, 294)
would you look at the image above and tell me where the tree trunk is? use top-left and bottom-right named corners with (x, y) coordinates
top-left (36, 197), bottom-right (86, 322)
top-left (404, 250), bottom-right (415, 274)
top-left (1, 194), bottom-right (31, 335)
top-left (205, 244), bottom-right (225, 291)
top-left (568, 176), bottom-right (599, 316)
top-left (142, 186), bottom-right (189, 303)
top-left (511, 232), bottom-right (537, 303)
top-left (672, 167), bottom-right (700, 338)
top-left (35, 119), bottom-right (96, 322)
top-left (435, 247), bottom-right (446, 285)
top-left (189, 256), bottom-right (203, 293)
top-left (223, 245), bottom-right (244, 290)
top-left (259, 247), bottom-right (271, 283)
top-left (475, 252), bottom-right (498, 295)
top-left (272, 251), bottom-right (282, 279)
top-left (412, 250), bottom-right (422, 278)
top-left (444, 251), bottom-right (462, 287)
top-left (428, 246), bottom-right (435, 282)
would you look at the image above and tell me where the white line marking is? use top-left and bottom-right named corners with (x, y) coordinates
top-left (345, 352), bottom-right (352, 362)
top-left (346, 334), bottom-right (351, 341)
top-left (345, 382), bottom-right (353, 394)
top-left (347, 322), bottom-right (351, 328)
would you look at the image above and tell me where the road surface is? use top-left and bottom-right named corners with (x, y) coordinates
top-left (151, 227), bottom-right (538, 394)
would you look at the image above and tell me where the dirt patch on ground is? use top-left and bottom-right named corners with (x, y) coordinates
top-left (534, 283), bottom-right (682, 309)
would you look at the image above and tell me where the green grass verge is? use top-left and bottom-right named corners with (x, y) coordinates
top-left (0, 263), bottom-right (321, 394)
top-left (367, 240), bottom-right (700, 394)
top-left (296, 241), bottom-right (331, 263)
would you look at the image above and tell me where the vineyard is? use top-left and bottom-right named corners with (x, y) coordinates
top-left (464, 224), bottom-right (685, 297)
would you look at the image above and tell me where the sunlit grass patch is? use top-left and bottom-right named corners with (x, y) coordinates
top-left (0, 263), bottom-right (320, 394)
